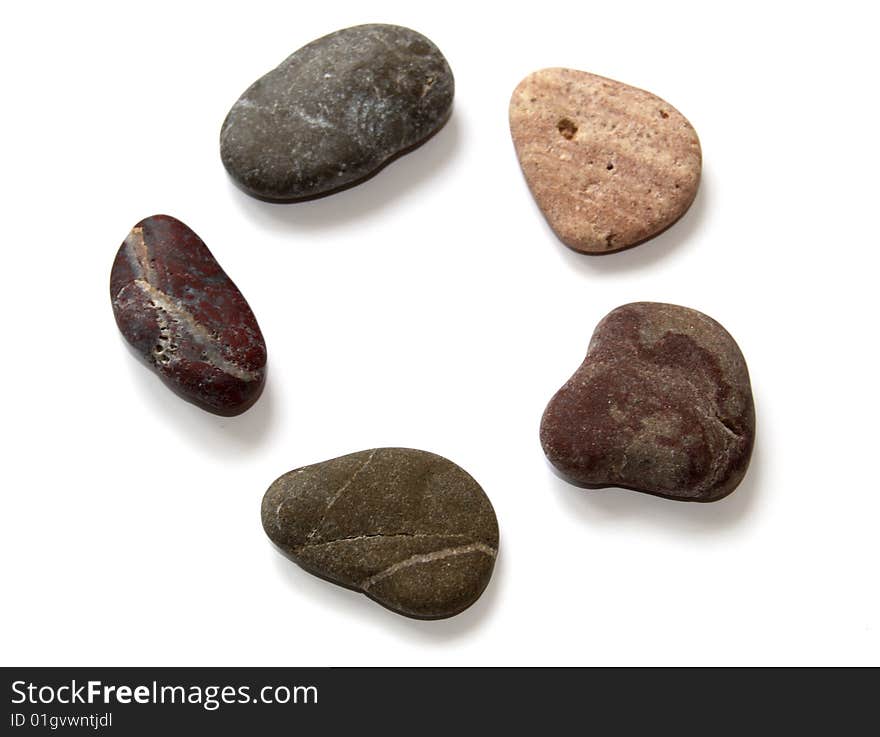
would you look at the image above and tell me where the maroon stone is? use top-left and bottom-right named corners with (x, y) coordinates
top-left (110, 215), bottom-right (266, 416)
top-left (540, 303), bottom-right (755, 502)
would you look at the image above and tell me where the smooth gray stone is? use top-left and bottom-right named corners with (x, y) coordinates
top-left (220, 24), bottom-right (454, 202)
top-left (262, 448), bottom-right (499, 619)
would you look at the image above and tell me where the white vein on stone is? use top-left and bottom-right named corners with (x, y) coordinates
top-left (361, 543), bottom-right (497, 591)
top-left (299, 532), bottom-right (469, 551)
top-left (133, 279), bottom-right (261, 382)
top-left (274, 500), bottom-right (287, 534)
top-left (305, 449), bottom-right (378, 542)
top-left (294, 109), bottom-right (334, 130)
top-left (124, 226), bottom-right (157, 283)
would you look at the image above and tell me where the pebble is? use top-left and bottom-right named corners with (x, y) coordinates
top-left (540, 303), bottom-right (754, 501)
top-left (261, 448), bottom-right (499, 619)
top-left (509, 68), bottom-right (702, 253)
top-left (220, 24), bottom-right (454, 202)
top-left (110, 215), bottom-right (267, 416)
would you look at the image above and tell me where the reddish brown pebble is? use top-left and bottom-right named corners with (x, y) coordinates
top-left (540, 303), bottom-right (754, 502)
top-left (110, 215), bottom-right (266, 416)
top-left (509, 68), bottom-right (702, 253)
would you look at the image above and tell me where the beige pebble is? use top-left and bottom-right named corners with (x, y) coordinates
top-left (509, 68), bottom-right (702, 253)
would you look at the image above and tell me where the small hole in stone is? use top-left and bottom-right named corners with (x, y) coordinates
top-left (606, 163), bottom-right (614, 170)
top-left (557, 117), bottom-right (578, 140)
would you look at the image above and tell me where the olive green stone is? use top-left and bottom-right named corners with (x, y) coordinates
top-left (261, 448), bottom-right (499, 619)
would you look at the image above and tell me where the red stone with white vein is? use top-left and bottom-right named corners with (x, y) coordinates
top-left (110, 215), bottom-right (266, 415)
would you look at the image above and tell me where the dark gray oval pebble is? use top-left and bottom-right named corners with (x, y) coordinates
top-left (220, 24), bottom-right (454, 202)
top-left (261, 448), bottom-right (499, 619)
top-left (540, 302), bottom-right (755, 502)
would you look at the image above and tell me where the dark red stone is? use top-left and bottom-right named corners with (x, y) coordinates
top-left (110, 215), bottom-right (266, 416)
top-left (540, 303), bottom-right (755, 502)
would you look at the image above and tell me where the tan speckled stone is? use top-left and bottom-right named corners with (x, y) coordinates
top-left (509, 68), bottom-right (702, 253)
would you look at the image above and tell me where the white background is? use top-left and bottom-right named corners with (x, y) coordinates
top-left (2, 1), bottom-right (878, 666)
